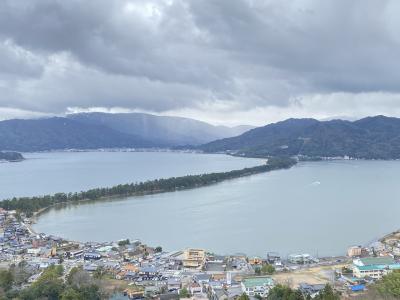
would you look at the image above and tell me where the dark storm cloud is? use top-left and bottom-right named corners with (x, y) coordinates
top-left (0, 0), bottom-right (400, 123)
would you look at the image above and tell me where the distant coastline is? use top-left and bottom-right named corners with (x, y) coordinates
top-left (18, 147), bottom-right (399, 161)
top-left (18, 147), bottom-right (203, 154)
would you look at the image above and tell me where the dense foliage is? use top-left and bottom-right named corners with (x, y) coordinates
top-left (0, 157), bottom-right (296, 216)
top-left (267, 284), bottom-right (340, 300)
top-left (375, 270), bottom-right (400, 298)
top-left (179, 287), bottom-right (190, 298)
top-left (255, 264), bottom-right (275, 276)
top-left (313, 285), bottom-right (340, 300)
top-left (117, 239), bottom-right (130, 246)
top-left (0, 151), bottom-right (24, 162)
top-left (0, 265), bottom-right (104, 300)
top-left (238, 293), bottom-right (250, 300)
top-left (267, 285), bottom-right (304, 300)
top-left (200, 116), bottom-right (400, 159)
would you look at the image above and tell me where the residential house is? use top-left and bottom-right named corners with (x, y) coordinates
top-left (299, 283), bottom-right (325, 298)
top-left (167, 277), bottom-right (181, 291)
top-left (288, 253), bottom-right (316, 264)
top-left (193, 273), bottom-right (211, 285)
top-left (189, 282), bottom-right (202, 294)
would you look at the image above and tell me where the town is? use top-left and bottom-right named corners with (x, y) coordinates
top-left (0, 208), bottom-right (399, 299)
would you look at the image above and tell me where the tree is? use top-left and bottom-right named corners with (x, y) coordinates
top-left (15, 211), bottom-right (22, 222)
top-left (314, 284), bottom-right (340, 300)
top-left (375, 270), bottom-right (400, 298)
top-left (255, 267), bottom-right (261, 275)
top-left (76, 284), bottom-right (102, 300)
top-left (0, 270), bottom-right (14, 292)
top-left (267, 285), bottom-right (304, 300)
top-left (67, 267), bottom-right (92, 288)
top-left (238, 292), bottom-right (250, 300)
top-left (93, 266), bottom-right (106, 280)
top-left (28, 265), bottom-right (65, 300)
top-left (31, 278), bottom-right (65, 300)
top-left (155, 246), bottom-right (162, 253)
top-left (10, 261), bottom-right (32, 286)
top-left (0, 264), bottom-right (104, 300)
top-left (118, 239), bottom-right (130, 246)
top-left (179, 287), bottom-right (190, 298)
top-left (61, 288), bottom-right (82, 300)
top-left (55, 264), bottom-right (64, 276)
top-left (261, 264), bottom-right (276, 275)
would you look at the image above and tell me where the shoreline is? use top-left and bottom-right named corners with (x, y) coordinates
top-left (28, 212), bottom-right (391, 266)
top-left (30, 203), bottom-right (392, 260)
top-left (29, 203), bottom-right (397, 265)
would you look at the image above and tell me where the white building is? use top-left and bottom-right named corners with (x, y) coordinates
top-left (353, 257), bottom-right (400, 279)
top-left (241, 277), bottom-right (274, 297)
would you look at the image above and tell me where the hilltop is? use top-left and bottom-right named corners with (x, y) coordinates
top-left (199, 116), bottom-right (400, 159)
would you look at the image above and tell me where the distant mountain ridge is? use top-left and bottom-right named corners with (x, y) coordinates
top-left (0, 113), bottom-right (253, 152)
top-left (199, 115), bottom-right (400, 159)
top-left (67, 112), bottom-right (253, 146)
top-left (0, 117), bottom-right (154, 152)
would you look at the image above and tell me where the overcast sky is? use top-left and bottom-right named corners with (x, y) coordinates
top-left (1, 0), bottom-right (400, 126)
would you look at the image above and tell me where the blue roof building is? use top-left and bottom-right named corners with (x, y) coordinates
top-left (353, 257), bottom-right (400, 279)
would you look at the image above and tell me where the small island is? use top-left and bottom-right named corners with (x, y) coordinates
top-left (0, 151), bottom-right (24, 162)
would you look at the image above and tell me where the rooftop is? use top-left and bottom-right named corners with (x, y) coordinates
top-left (356, 264), bottom-right (400, 271)
top-left (359, 257), bottom-right (395, 266)
top-left (242, 277), bottom-right (274, 288)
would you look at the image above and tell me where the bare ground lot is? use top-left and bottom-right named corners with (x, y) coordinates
top-left (272, 264), bottom-right (346, 288)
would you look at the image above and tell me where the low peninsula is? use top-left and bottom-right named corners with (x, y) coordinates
top-left (0, 151), bottom-right (24, 162)
top-left (0, 156), bottom-right (296, 216)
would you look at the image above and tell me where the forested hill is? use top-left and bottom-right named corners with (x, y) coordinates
top-left (0, 117), bottom-right (155, 152)
top-left (199, 116), bottom-right (400, 159)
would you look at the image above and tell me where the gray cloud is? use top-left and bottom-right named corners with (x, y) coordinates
top-left (0, 0), bottom-right (400, 125)
top-left (0, 39), bottom-right (44, 78)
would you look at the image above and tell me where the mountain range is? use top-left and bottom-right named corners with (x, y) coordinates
top-left (3, 113), bottom-right (400, 159)
top-left (68, 112), bottom-right (253, 146)
top-left (0, 113), bottom-right (253, 152)
top-left (199, 115), bottom-right (400, 159)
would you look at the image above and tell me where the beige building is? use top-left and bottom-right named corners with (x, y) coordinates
top-left (183, 248), bottom-right (206, 268)
top-left (347, 246), bottom-right (362, 257)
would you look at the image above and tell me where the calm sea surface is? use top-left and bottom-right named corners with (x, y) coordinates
top-left (7, 152), bottom-right (400, 257)
top-left (0, 151), bottom-right (261, 199)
